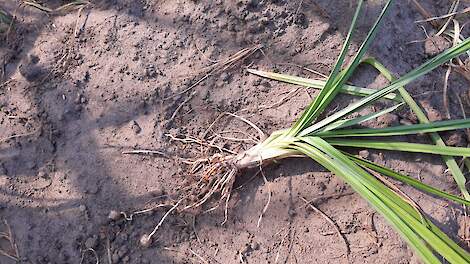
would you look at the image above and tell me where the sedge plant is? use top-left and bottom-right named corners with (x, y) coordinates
top-left (234, 0), bottom-right (470, 263)
top-left (145, 1), bottom-right (470, 262)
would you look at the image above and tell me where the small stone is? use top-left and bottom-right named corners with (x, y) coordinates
top-left (131, 120), bottom-right (142, 134)
top-left (79, 204), bottom-right (87, 212)
top-left (358, 150), bottom-right (370, 159)
top-left (108, 210), bottom-right (121, 220)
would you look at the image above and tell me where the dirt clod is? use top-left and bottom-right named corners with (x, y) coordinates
top-left (377, 113), bottom-right (399, 128)
top-left (424, 35), bottom-right (451, 57)
top-left (131, 120), bottom-right (142, 134)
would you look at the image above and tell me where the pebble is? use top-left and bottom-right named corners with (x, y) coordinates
top-left (108, 210), bottom-right (121, 220)
top-left (79, 204), bottom-right (87, 212)
top-left (358, 150), bottom-right (370, 159)
top-left (130, 120), bottom-right (142, 134)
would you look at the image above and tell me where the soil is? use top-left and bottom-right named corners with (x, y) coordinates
top-left (1, 0), bottom-right (470, 263)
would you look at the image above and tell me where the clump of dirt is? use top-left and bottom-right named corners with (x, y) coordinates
top-left (1, 0), bottom-right (469, 263)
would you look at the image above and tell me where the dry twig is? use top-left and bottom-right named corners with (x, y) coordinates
top-left (0, 219), bottom-right (20, 262)
top-left (300, 196), bottom-right (350, 258)
top-left (257, 167), bottom-right (272, 228)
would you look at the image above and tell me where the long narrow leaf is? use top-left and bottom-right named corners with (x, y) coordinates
top-left (344, 151), bottom-right (470, 206)
top-left (293, 142), bottom-right (442, 263)
top-left (294, 138), bottom-right (470, 263)
top-left (316, 118), bottom-right (470, 137)
top-left (288, 0), bottom-right (365, 136)
top-left (246, 69), bottom-right (400, 101)
top-left (362, 57), bottom-right (470, 200)
top-left (299, 37), bottom-right (470, 136)
top-left (320, 102), bottom-right (405, 132)
top-left (307, 138), bottom-right (470, 263)
top-left (327, 138), bottom-right (470, 157)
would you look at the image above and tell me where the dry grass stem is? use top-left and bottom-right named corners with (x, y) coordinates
top-left (259, 87), bottom-right (302, 111)
top-left (121, 203), bottom-right (169, 221)
top-left (0, 220), bottom-right (20, 262)
top-left (122, 149), bottom-right (167, 157)
top-left (443, 66), bottom-right (452, 119)
top-left (257, 168), bottom-right (272, 228)
top-left (300, 196), bottom-right (350, 258)
top-left (79, 248), bottom-right (99, 264)
top-left (189, 248), bottom-right (209, 264)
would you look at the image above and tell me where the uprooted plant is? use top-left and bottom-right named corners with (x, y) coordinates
top-left (131, 1), bottom-right (470, 263)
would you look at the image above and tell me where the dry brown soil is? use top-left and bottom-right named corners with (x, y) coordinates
top-left (1, 0), bottom-right (470, 263)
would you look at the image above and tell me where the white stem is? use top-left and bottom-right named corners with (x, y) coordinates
top-left (234, 144), bottom-right (301, 169)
